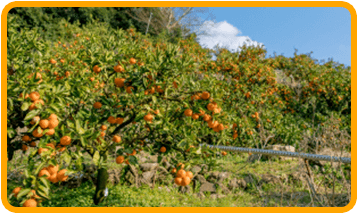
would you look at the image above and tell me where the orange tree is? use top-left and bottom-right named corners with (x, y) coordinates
top-left (7, 17), bottom-right (351, 206)
top-left (7, 19), bottom-right (237, 206)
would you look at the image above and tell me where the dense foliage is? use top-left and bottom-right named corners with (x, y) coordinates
top-left (7, 12), bottom-right (351, 207)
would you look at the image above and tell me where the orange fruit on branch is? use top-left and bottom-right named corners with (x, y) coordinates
top-left (60, 136), bottom-right (71, 146)
top-left (129, 58), bottom-right (136, 65)
top-left (12, 187), bottom-right (21, 197)
top-left (29, 92), bottom-right (40, 102)
top-left (176, 169), bottom-right (186, 178)
top-left (144, 113), bottom-right (153, 122)
top-left (112, 135), bottom-right (122, 143)
top-left (116, 156), bottom-right (125, 164)
top-left (201, 91), bottom-right (210, 100)
top-left (48, 119), bottom-right (59, 129)
top-left (184, 109), bottom-right (193, 117)
top-left (181, 176), bottom-right (191, 186)
top-left (38, 168), bottom-right (50, 178)
top-left (159, 146), bottom-right (166, 153)
top-left (23, 199), bottom-right (37, 207)
top-left (39, 119), bottom-right (49, 129)
top-left (174, 177), bottom-right (182, 186)
top-left (107, 116), bottom-right (116, 124)
top-left (22, 135), bottom-right (31, 142)
top-left (93, 102), bottom-right (102, 109)
top-left (57, 169), bottom-right (69, 182)
top-left (93, 65), bottom-right (101, 73)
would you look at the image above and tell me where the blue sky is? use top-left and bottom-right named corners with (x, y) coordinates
top-left (195, 7), bottom-right (351, 67)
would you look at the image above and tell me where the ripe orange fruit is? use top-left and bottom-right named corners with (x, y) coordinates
top-left (49, 59), bottom-right (57, 64)
top-left (60, 136), bottom-right (71, 146)
top-left (108, 116), bottom-right (116, 124)
top-left (207, 103), bottom-right (216, 111)
top-left (114, 64), bottom-right (124, 72)
top-left (39, 119), bottom-right (49, 129)
top-left (208, 120), bottom-right (219, 129)
top-left (93, 65), bottom-right (101, 73)
top-left (221, 151), bottom-right (227, 156)
top-left (57, 169), bottom-right (68, 182)
top-left (100, 125), bottom-right (107, 131)
top-left (100, 131), bottom-right (106, 137)
top-left (29, 92), bottom-right (40, 101)
top-left (171, 168), bottom-right (177, 174)
top-left (184, 109), bottom-right (193, 117)
top-left (38, 168), bottom-right (50, 178)
top-left (113, 135), bottom-right (121, 143)
top-left (48, 119), bottom-right (59, 129)
top-left (129, 58), bottom-right (136, 65)
top-left (159, 146), bottom-right (166, 153)
top-left (192, 114), bottom-right (199, 120)
top-left (181, 176), bottom-right (191, 186)
top-left (22, 135), bottom-right (31, 142)
top-left (144, 113), bottom-right (153, 122)
top-left (114, 78), bottom-right (126, 87)
top-left (116, 117), bottom-right (124, 124)
top-left (32, 128), bottom-right (44, 138)
top-left (23, 199), bottom-right (37, 207)
top-left (22, 144), bottom-right (28, 151)
top-left (48, 114), bottom-right (58, 121)
top-left (126, 86), bottom-right (134, 94)
top-left (186, 171), bottom-right (194, 179)
top-left (48, 173), bottom-right (58, 183)
top-left (176, 169), bottom-right (186, 178)
top-left (174, 177), bottom-right (183, 186)
top-left (217, 124), bottom-right (224, 131)
top-left (47, 164), bottom-right (59, 175)
top-left (46, 129), bottom-right (55, 136)
top-left (201, 91), bottom-right (210, 100)
top-left (93, 102), bottom-right (102, 109)
top-left (116, 156), bottom-right (125, 164)
top-left (12, 187), bottom-right (21, 197)
top-left (29, 141), bottom-right (36, 147)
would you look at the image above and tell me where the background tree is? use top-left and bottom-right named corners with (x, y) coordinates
top-left (127, 7), bottom-right (216, 39)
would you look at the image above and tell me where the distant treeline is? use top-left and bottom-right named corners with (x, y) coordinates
top-left (8, 7), bottom-right (188, 41)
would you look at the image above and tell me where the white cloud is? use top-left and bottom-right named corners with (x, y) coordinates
top-left (197, 21), bottom-right (264, 57)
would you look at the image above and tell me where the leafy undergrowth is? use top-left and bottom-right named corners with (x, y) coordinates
top-left (8, 151), bottom-right (349, 207)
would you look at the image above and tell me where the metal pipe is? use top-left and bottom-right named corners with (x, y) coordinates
top-left (200, 144), bottom-right (351, 164)
top-left (145, 12), bottom-right (153, 35)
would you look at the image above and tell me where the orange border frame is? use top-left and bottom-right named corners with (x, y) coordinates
top-left (1, 1), bottom-right (356, 212)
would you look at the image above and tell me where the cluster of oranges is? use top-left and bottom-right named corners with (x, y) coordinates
top-left (21, 113), bottom-right (61, 152)
top-left (183, 92), bottom-right (228, 133)
top-left (173, 164), bottom-right (193, 186)
top-left (19, 91), bottom-right (44, 111)
top-left (115, 149), bottom-right (137, 165)
top-left (12, 187), bottom-right (41, 207)
top-left (38, 164), bottom-right (68, 183)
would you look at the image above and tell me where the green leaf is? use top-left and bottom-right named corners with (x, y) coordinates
top-left (152, 96), bottom-right (157, 104)
top-left (24, 109), bottom-right (40, 121)
top-left (75, 119), bottom-right (81, 133)
top-left (93, 151), bottom-right (100, 166)
top-left (37, 186), bottom-right (50, 200)
top-left (21, 102), bottom-right (31, 111)
top-left (7, 128), bottom-right (16, 138)
top-left (17, 188), bottom-right (31, 199)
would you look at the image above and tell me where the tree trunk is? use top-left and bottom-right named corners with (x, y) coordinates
top-left (93, 154), bottom-right (108, 205)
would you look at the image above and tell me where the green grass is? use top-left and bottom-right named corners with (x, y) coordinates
top-left (7, 150), bottom-right (350, 207)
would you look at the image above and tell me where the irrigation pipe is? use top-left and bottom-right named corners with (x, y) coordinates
top-left (200, 144), bottom-right (351, 165)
